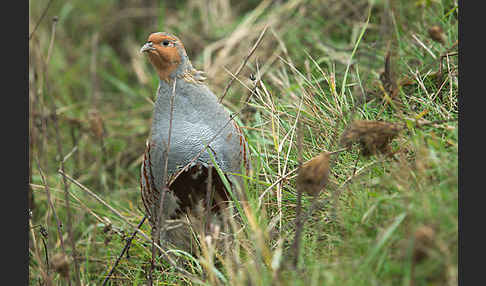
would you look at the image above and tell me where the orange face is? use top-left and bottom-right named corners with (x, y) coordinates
top-left (141, 33), bottom-right (185, 81)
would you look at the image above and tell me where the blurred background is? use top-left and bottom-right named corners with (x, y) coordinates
top-left (29, 0), bottom-right (457, 195)
top-left (29, 0), bottom-right (458, 285)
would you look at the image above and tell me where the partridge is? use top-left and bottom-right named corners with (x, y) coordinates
top-left (139, 32), bottom-right (250, 249)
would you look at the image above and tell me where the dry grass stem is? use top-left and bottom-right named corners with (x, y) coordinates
top-left (29, 0), bottom-right (54, 40)
top-left (57, 170), bottom-right (133, 226)
top-left (148, 78), bottom-right (177, 285)
top-left (411, 33), bottom-right (437, 59)
top-left (379, 50), bottom-right (399, 99)
top-left (44, 17), bottom-right (80, 286)
top-left (28, 1), bottom-right (458, 284)
top-left (219, 25), bottom-right (269, 103)
top-left (102, 216), bottom-right (147, 286)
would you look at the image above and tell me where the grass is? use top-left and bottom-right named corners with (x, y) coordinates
top-left (29, 0), bottom-right (458, 285)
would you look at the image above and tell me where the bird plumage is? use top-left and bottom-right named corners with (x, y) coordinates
top-left (139, 32), bottom-right (250, 250)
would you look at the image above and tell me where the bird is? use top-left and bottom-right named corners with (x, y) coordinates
top-left (139, 32), bottom-right (250, 251)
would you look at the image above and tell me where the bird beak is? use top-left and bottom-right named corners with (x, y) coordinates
top-left (140, 42), bottom-right (155, 53)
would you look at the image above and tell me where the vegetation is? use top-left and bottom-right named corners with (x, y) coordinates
top-left (29, 0), bottom-right (458, 285)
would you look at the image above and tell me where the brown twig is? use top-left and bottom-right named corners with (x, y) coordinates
top-left (218, 25), bottom-right (269, 103)
top-left (70, 125), bottom-right (80, 177)
top-left (149, 78), bottom-right (177, 285)
top-left (51, 58), bottom-right (82, 286)
top-left (291, 120), bottom-right (304, 269)
top-left (37, 226), bottom-right (51, 283)
top-left (88, 32), bottom-right (110, 189)
top-left (29, 220), bottom-right (48, 283)
top-left (44, 16), bottom-right (81, 286)
top-left (102, 216), bottom-right (147, 286)
top-left (392, 117), bottom-right (457, 132)
top-left (29, 0), bottom-right (54, 40)
top-left (56, 170), bottom-right (200, 281)
top-left (35, 158), bottom-right (67, 254)
top-left (258, 168), bottom-right (298, 207)
top-left (58, 170), bottom-right (130, 225)
top-left (438, 51), bottom-right (458, 76)
top-left (412, 118), bottom-right (457, 128)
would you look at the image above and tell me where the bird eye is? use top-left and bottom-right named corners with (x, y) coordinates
top-left (162, 40), bottom-right (170, 47)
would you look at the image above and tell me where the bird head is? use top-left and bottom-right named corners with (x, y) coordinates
top-left (140, 32), bottom-right (191, 82)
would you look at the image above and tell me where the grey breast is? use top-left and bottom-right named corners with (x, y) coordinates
top-left (149, 79), bottom-right (243, 192)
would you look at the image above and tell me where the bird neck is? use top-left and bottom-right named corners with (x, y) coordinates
top-left (155, 53), bottom-right (193, 84)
